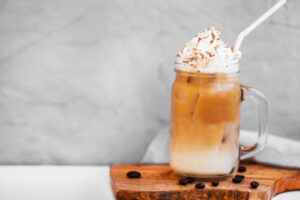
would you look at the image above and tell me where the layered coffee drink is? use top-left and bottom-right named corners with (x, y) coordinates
top-left (170, 27), bottom-right (242, 177)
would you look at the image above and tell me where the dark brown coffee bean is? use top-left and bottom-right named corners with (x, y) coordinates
top-left (232, 177), bottom-right (242, 183)
top-left (211, 181), bottom-right (219, 187)
top-left (195, 183), bottom-right (205, 189)
top-left (179, 178), bottom-right (189, 185)
top-left (250, 181), bottom-right (259, 189)
top-left (234, 175), bottom-right (245, 180)
top-left (126, 171), bottom-right (141, 178)
top-left (238, 166), bottom-right (247, 172)
top-left (186, 177), bottom-right (195, 183)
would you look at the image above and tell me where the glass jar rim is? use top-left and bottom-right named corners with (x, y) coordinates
top-left (175, 69), bottom-right (240, 77)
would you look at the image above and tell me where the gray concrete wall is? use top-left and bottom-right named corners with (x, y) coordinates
top-left (0, 0), bottom-right (299, 164)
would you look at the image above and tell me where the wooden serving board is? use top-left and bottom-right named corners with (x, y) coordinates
top-left (110, 163), bottom-right (300, 200)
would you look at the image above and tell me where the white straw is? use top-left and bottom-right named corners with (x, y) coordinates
top-left (234, 0), bottom-right (287, 51)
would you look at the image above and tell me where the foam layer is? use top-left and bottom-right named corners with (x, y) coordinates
top-left (170, 150), bottom-right (239, 175)
top-left (175, 27), bottom-right (241, 73)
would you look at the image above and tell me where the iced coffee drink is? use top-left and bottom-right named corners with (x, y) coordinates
top-left (170, 27), bottom-right (242, 178)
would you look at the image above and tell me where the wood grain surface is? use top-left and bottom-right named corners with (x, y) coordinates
top-left (110, 163), bottom-right (300, 200)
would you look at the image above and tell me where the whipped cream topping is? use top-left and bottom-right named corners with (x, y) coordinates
top-left (175, 27), bottom-right (241, 73)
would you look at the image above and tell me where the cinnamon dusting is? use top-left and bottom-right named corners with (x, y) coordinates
top-left (175, 27), bottom-right (241, 73)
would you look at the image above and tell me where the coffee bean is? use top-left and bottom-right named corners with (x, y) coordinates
top-left (195, 183), bottom-right (205, 189)
top-left (211, 181), bottom-right (219, 187)
top-left (234, 175), bottom-right (245, 180)
top-left (232, 177), bottom-right (242, 183)
top-left (232, 175), bottom-right (244, 183)
top-left (238, 166), bottom-right (247, 172)
top-left (179, 178), bottom-right (190, 185)
top-left (126, 171), bottom-right (141, 178)
top-left (250, 181), bottom-right (259, 189)
top-left (186, 177), bottom-right (195, 183)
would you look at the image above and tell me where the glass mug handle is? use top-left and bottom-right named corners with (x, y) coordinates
top-left (240, 84), bottom-right (269, 160)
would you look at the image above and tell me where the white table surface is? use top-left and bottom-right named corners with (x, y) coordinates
top-left (0, 166), bottom-right (299, 200)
